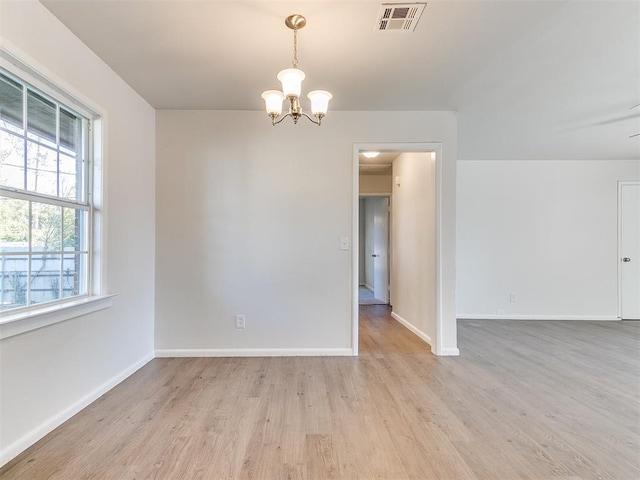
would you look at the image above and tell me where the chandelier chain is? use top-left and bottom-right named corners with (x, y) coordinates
top-left (292, 28), bottom-right (298, 69)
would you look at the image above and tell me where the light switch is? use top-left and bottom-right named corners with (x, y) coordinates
top-left (340, 237), bottom-right (350, 251)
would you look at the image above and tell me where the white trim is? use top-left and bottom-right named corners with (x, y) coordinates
top-left (457, 314), bottom-right (620, 321)
top-left (618, 181), bottom-right (640, 320)
top-left (155, 348), bottom-right (354, 358)
top-left (0, 294), bottom-right (116, 340)
top-left (0, 352), bottom-right (154, 468)
top-left (433, 347), bottom-right (460, 356)
top-left (391, 311), bottom-right (431, 345)
top-left (352, 143), bottom-right (447, 355)
top-left (433, 145), bottom-right (445, 355)
top-left (352, 145), bottom-right (360, 356)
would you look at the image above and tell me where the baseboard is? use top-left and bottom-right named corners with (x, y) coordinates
top-left (390, 311), bottom-right (432, 346)
top-left (432, 347), bottom-right (460, 356)
top-left (364, 284), bottom-right (374, 291)
top-left (155, 348), bottom-right (354, 358)
top-left (0, 352), bottom-right (154, 468)
top-left (457, 314), bottom-right (621, 321)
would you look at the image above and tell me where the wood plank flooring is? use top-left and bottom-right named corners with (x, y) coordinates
top-left (1, 306), bottom-right (639, 479)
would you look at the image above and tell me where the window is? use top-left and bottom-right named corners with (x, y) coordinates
top-left (0, 68), bottom-right (93, 315)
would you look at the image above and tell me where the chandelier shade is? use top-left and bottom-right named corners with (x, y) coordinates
top-left (261, 90), bottom-right (285, 116)
top-left (307, 90), bottom-right (332, 116)
top-left (261, 15), bottom-right (332, 126)
top-left (277, 69), bottom-right (306, 98)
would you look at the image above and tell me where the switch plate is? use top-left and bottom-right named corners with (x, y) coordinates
top-left (340, 237), bottom-right (350, 251)
top-left (235, 315), bottom-right (245, 329)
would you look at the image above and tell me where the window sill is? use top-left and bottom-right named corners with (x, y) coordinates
top-left (0, 294), bottom-right (116, 340)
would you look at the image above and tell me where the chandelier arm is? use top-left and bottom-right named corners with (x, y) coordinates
top-left (272, 113), bottom-right (293, 126)
top-left (301, 112), bottom-right (321, 126)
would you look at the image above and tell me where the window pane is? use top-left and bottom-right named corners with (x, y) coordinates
top-left (0, 197), bottom-right (29, 253)
top-left (63, 253), bottom-right (87, 298)
top-left (30, 254), bottom-right (61, 304)
top-left (0, 254), bottom-right (28, 310)
top-left (62, 207), bottom-right (86, 252)
top-left (26, 140), bottom-right (57, 196)
top-left (0, 73), bottom-right (23, 132)
top-left (59, 173), bottom-right (76, 200)
top-left (59, 153), bottom-right (82, 201)
top-left (60, 108), bottom-right (78, 151)
top-left (31, 202), bottom-right (62, 252)
top-left (59, 152), bottom-right (76, 174)
top-left (0, 129), bottom-right (25, 190)
top-left (27, 90), bottom-right (56, 147)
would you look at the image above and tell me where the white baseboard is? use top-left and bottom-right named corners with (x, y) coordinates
top-left (390, 311), bottom-right (432, 346)
top-left (457, 314), bottom-right (621, 321)
top-left (0, 352), bottom-right (154, 468)
top-left (155, 348), bottom-right (354, 358)
top-left (364, 284), bottom-right (374, 291)
top-left (432, 347), bottom-right (460, 356)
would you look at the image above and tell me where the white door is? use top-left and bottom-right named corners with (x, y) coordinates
top-left (372, 197), bottom-right (389, 303)
top-left (620, 183), bottom-right (640, 320)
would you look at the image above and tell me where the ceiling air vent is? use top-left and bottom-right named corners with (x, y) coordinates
top-left (376, 3), bottom-right (426, 32)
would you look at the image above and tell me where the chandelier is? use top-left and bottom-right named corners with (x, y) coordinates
top-left (261, 14), bottom-right (332, 126)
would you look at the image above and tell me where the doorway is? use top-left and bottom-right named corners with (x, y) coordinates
top-left (352, 144), bottom-right (444, 356)
top-left (619, 181), bottom-right (640, 320)
top-left (359, 196), bottom-right (390, 305)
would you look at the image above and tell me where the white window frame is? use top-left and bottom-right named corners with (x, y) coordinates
top-left (0, 47), bottom-right (112, 340)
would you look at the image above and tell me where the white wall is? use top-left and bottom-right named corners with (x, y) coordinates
top-left (155, 111), bottom-right (457, 355)
top-left (390, 153), bottom-right (436, 342)
top-left (457, 160), bottom-right (640, 319)
top-left (0, 1), bottom-right (156, 465)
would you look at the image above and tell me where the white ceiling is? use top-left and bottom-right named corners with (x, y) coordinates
top-left (358, 151), bottom-right (399, 175)
top-left (39, 0), bottom-right (639, 158)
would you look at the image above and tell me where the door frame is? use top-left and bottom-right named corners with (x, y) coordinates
top-left (352, 143), bottom-right (444, 355)
top-left (359, 194), bottom-right (391, 304)
top-left (617, 180), bottom-right (640, 319)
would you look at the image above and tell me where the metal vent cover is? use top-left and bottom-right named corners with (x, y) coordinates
top-left (376, 3), bottom-right (426, 32)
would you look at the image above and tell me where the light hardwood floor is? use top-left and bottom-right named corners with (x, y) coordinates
top-left (1, 306), bottom-right (639, 479)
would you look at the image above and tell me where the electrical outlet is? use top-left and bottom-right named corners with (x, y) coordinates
top-left (509, 292), bottom-right (516, 302)
top-left (235, 314), bottom-right (245, 329)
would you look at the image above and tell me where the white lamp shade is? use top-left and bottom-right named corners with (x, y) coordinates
top-left (307, 90), bottom-right (333, 116)
top-left (277, 68), bottom-right (306, 98)
top-left (261, 90), bottom-right (285, 115)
